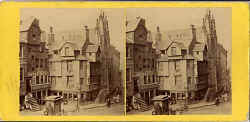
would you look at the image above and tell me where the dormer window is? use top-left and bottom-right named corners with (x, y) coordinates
top-left (171, 47), bottom-right (177, 55)
top-left (65, 47), bottom-right (69, 56)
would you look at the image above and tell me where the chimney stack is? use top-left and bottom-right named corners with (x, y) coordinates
top-left (191, 24), bottom-right (196, 41)
top-left (85, 25), bottom-right (89, 42)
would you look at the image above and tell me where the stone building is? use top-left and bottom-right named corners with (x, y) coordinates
top-left (48, 26), bottom-right (101, 101)
top-left (48, 12), bottom-right (121, 102)
top-left (155, 25), bottom-right (208, 102)
top-left (155, 9), bottom-right (229, 102)
top-left (20, 17), bottom-right (50, 105)
top-left (126, 17), bottom-right (159, 105)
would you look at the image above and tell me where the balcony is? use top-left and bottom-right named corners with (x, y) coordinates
top-left (31, 83), bottom-right (50, 91)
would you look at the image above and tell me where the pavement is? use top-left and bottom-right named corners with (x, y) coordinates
top-left (187, 101), bottom-right (215, 109)
top-left (127, 101), bottom-right (231, 115)
top-left (20, 101), bottom-right (123, 116)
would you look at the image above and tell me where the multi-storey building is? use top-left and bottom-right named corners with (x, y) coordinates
top-left (155, 25), bottom-right (208, 102)
top-left (155, 9), bottom-right (229, 102)
top-left (20, 17), bottom-right (50, 105)
top-left (48, 26), bottom-right (101, 101)
top-left (48, 12), bottom-right (121, 102)
top-left (126, 17), bottom-right (159, 105)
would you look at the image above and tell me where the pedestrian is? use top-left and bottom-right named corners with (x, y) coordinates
top-left (107, 97), bottom-right (111, 108)
top-left (76, 97), bottom-right (80, 112)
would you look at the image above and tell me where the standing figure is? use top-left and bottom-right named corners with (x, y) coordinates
top-left (107, 97), bottom-right (111, 108)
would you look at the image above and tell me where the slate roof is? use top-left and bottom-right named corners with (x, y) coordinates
top-left (152, 27), bottom-right (206, 51)
top-left (85, 44), bottom-right (99, 52)
top-left (50, 28), bottom-right (99, 51)
top-left (193, 43), bottom-right (205, 51)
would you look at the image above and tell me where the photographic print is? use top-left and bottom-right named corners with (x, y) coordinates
top-left (19, 8), bottom-right (125, 116)
top-left (126, 8), bottom-right (232, 115)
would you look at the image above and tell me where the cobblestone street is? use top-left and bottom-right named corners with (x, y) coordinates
top-left (127, 101), bottom-right (232, 115)
top-left (20, 103), bottom-right (124, 116)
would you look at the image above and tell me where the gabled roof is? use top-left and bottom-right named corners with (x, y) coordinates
top-left (50, 28), bottom-right (99, 51)
top-left (193, 43), bottom-right (206, 51)
top-left (85, 44), bottom-right (99, 53)
top-left (58, 41), bottom-right (79, 50)
top-left (126, 17), bottom-right (142, 32)
top-left (20, 16), bottom-right (36, 32)
top-left (152, 27), bottom-right (195, 51)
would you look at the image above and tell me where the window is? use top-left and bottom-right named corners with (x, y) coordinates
top-left (80, 78), bottom-right (84, 85)
top-left (40, 59), bottom-right (43, 68)
top-left (159, 62), bottom-right (164, 71)
top-left (36, 76), bottom-right (39, 84)
top-left (67, 61), bottom-right (73, 73)
top-left (74, 50), bottom-right (80, 56)
top-left (126, 47), bottom-right (128, 57)
top-left (126, 68), bottom-right (130, 81)
top-left (148, 76), bottom-right (151, 83)
top-left (19, 46), bottom-right (23, 57)
top-left (41, 75), bottom-right (43, 84)
top-left (45, 75), bottom-right (47, 83)
top-left (89, 52), bottom-right (92, 56)
top-left (80, 61), bottom-right (83, 70)
top-left (171, 47), bottom-right (176, 55)
top-left (196, 51), bottom-right (199, 55)
top-left (67, 76), bottom-right (70, 88)
top-left (45, 58), bottom-right (48, 68)
top-left (174, 76), bottom-right (177, 86)
top-left (187, 77), bottom-right (191, 88)
top-left (35, 58), bottom-right (39, 68)
top-left (144, 75), bottom-right (147, 84)
top-left (20, 68), bottom-right (23, 81)
top-left (175, 75), bottom-right (181, 86)
top-left (65, 47), bottom-right (69, 56)
top-left (174, 62), bottom-right (177, 71)
top-left (153, 75), bottom-right (155, 83)
top-left (175, 61), bottom-right (180, 72)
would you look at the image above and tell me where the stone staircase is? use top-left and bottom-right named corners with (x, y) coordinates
top-left (134, 96), bottom-right (152, 112)
top-left (27, 97), bottom-right (40, 111)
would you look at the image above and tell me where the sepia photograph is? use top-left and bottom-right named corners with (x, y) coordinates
top-left (19, 8), bottom-right (125, 116)
top-left (126, 8), bottom-right (232, 115)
